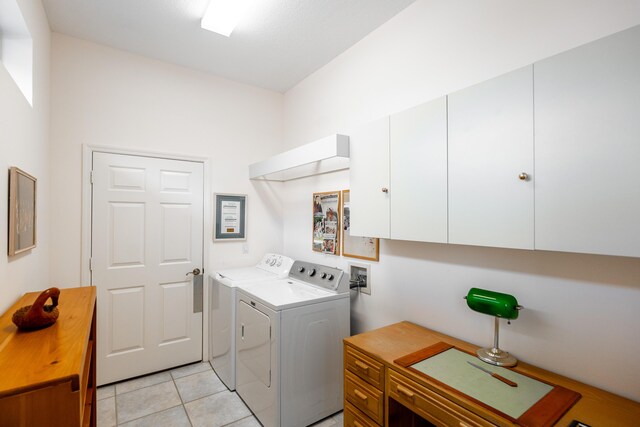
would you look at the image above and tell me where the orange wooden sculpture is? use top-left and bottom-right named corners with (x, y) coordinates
top-left (12, 287), bottom-right (60, 330)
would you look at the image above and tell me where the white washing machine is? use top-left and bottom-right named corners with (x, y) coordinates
top-left (235, 261), bottom-right (350, 427)
top-left (209, 253), bottom-right (294, 390)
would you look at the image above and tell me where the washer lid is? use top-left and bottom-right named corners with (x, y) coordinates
top-left (216, 253), bottom-right (294, 285)
top-left (238, 279), bottom-right (348, 311)
top-left (216, 267), bottom-right (278, 284)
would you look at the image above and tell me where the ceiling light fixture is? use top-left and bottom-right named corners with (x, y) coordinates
top-left (201, 0), bottom-right (250, 37)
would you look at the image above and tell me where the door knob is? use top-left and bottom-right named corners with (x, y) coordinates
top-left (381, 187), bottom-right (389, 193)
top-left (518, 172), bottom-right (528, 181)
top-left (186, 268), bottom-right (201, 276)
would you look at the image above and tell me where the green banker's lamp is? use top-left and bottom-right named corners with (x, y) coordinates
top-left (465, 288), bottom-right (523, 367)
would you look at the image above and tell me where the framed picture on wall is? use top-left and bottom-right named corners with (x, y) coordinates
top-left (214, 193), bottom-right (247, 240)
top-left (341, 189), bottom-right (379, 261)
top-left (312, 191), bottom-right (341, 255)
top-left (8, 167), bottom-right (37, 256)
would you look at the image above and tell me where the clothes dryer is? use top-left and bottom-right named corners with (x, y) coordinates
top-left (235, 261), bottom-right (350, 427)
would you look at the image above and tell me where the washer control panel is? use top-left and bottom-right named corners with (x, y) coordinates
top-left (258, 253), bottom-right (294, 276)
top-left (289, 261), bottom-right (347, 293)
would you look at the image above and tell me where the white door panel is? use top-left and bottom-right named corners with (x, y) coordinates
top-left (160, 169), bottom-right (192, 192)
top-left (448, 65), bottom-right (534, 249)
top-left (349, 116), bottom-right (390, 238)
top-left (109, 202), bottom-right (145, 267)
top-left (93, 152), bottom-right (204, 385)
top-left (160, 204), bottom-right (192, 264)
top-left (390, 96), bottom-right (448, 243)
top-left (108, 286), bottom-right (145, 355)
top-left (535, 25), bottom-right (640, 257)
top-left (160, 281), bottom-right (191, 344)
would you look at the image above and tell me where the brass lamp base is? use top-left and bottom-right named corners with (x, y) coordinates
top-left (477, 347), bottom-right (518, 367)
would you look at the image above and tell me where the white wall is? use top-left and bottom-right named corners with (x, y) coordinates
top-left (0, 0), bottom-right (50, 313)
top-left (49, 33), bottom-right (284, 287)
top-left (281, 0), bottom-right (640, 401)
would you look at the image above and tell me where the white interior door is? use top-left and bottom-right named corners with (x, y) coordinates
top-left (92, 152), bottom-right (204, 385)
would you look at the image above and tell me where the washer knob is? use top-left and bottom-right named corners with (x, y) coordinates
top-left (320, 272), bottom-right (327, 279)
top-left (327, 274), bottom-right (334, 281)
top-left (308, 268), bottom-right (316, 277)
top-left (298, 266), bottom-right (305, 273)
top-left (270, 259), bottom-right (277, 266)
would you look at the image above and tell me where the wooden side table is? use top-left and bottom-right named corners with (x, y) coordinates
top-left (0, 286), bottom-right (97, 427)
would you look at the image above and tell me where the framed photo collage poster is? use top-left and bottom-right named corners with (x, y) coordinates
top-left (312, 190), bottom-right (379, 261)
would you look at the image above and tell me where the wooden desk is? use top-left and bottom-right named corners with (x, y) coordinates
top-left (0, 286), bottom-right (97, 427)
top-left (344, 321), bottom-right (640, 426)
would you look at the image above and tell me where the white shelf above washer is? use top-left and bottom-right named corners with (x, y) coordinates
top-left (249, 134), bottom-right (350, 181)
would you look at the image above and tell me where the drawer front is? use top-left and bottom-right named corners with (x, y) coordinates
top-left (344, 401), bottom-right (380, 427)
top-left (345, 345), bottom-right (385, 390)
top-left (388, 369), bottom-right (495, 427)
top-left (345, 370), bottom-right (384, 424)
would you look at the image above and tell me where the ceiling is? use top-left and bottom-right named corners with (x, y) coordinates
top-left (41, 0), bottom-right (417, 93)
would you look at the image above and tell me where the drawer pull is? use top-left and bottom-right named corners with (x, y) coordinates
top-left (354, 360), bottom-right (370, 372)
top-left (353, 421), bottom-right (364, 427)
top-left (396, 384), bottom-right (415, 400)
top-left (354, 389), bottom-right (368, 401)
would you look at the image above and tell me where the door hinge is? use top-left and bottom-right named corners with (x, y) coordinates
top-left (90, 170), bottom-right (94, 184)
top-left (269, 326), bottom-right (272, 339)
top-left (89, 258), bottom-right (93, 271)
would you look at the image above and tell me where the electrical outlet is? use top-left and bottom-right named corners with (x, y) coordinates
top-left (348, 262), bottom-right (371, 295)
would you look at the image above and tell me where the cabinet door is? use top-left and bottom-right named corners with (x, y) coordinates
top-left (349, 116), bottom-right (390, 238)
top-left (535, 26), bottom-right (640, 257)
top-left (448, 66), bottom-right (534, 249)
top-left (390, 97), bottom-right (448, 243)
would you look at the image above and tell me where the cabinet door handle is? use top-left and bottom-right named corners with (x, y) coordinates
top-left (354, 389), bottom-right (368, 401)
top-left (518, 172), bottom-right (528, 181)
top-left (355, 360), bottom-right (369, 372)
top-left (381, 187), bottom-right (389, 193)
top-left (396, 384), bottom-right (415, 400)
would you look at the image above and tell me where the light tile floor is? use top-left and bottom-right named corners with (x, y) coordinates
top-left (97, 361), bottom-right (344, 427)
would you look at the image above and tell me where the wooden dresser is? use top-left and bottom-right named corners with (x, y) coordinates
top-left (0, 286), bottom-right (97, 427)
top-left (344, 321), bottom-right (640, 426)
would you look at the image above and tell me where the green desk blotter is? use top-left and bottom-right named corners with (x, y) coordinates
top-left (394, 342), bottom-right (581, 427)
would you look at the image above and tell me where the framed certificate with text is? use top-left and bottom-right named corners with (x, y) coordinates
top-left (214, 193), bottom-right (247, 240)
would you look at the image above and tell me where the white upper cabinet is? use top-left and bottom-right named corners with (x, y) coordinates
top-left (349, 116), bottom-right (390, 239)
top-left (534, 26), bottom-right (640, 257)
top-left (448, 66), bottom-right (534, 250)
top-left (347, 27), bottom-right (639, 257)
top-left (390, 97), bottom-right (448, 243)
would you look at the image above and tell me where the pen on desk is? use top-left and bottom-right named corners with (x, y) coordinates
top-left (467, 361), bottom-right (518, 387)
